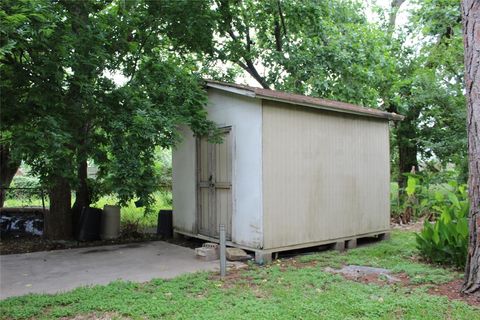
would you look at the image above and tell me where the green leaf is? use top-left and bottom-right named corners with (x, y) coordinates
top-left (434, 191), bottom-right (444, 202)
top-left (406, 177), bottom-right (417, 197)
top-left (456, 218), bottom-right (469, 238)
top-left (432, 229), bottom-right (440, 245)
top-left (447, 192), bottom-right (460, 209)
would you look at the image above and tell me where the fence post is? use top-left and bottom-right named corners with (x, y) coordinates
top-left (219, 224), bottom-right (226, 277)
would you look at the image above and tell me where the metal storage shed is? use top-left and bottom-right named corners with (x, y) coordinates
top-left (172, 80), bottom-right (403, 263)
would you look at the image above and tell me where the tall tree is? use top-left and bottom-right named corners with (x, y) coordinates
top-left (1, 0), bottom-right (217, 239)
top-left (213, 0), bottom-right (393, 106)
top-left (0, 0), bottom-right (59, 207)
top-left (409, 0), bottom-right (468, 178)
top-left (202, 0), bottom-right (467, 186)
top-left (461, 0), bottom-right (479, 295)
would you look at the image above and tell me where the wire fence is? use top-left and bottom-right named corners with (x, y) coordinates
top-left (1, 187), bottom-right (47, 210)
top-left (0, 187), bottom-right (47, 238)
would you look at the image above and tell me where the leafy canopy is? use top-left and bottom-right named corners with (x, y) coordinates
top-left (201, 0), bottom-right (466, 177)
top-left (0, 0), bottom-right (217, 207)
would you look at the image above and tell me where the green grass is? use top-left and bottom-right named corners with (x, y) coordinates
top-left (3, 197), bottom-right (50, 208)
top-left (93, 193), bottom-right (172, 228)
top-left (1, 231), bottom-right (478, 320)
top-left (3, 193), bottom-right (172, 229)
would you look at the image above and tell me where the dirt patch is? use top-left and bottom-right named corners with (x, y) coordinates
top-left (391, 219), bottom-right (425, 232)
top-left (0, 234), bottom-right (159, 255)
top-left (324, 266), bottom-right (479, 308)
top-left (428, 279), bottom-right (480, 307)
top-left (325, 265), bottom-right (406, 284)
top-left (209, 265), bottom-right (254, 287)
top-left (339, 270), bottom-right (411, 287)
top-left (271, 257), bottom-right (317, 271)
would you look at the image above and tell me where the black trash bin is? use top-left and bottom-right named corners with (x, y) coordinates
top-left (76, 207), bottom-right (102, 241)
top-left (157, 209), bottom-right (173, 238)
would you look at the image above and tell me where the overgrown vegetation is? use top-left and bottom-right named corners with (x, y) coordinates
top-left (5, 175), bottom-right (43, 203)
top-left (3, 149), bottom-right (173, 229)
top-left (94, 192), bottom-right (171, 229)
top-left (1, 231), bottom-right (477, 320)
top-left (391, 172), bottom-right (465, 222)
top-left (391, 173), bottom-right (469, 269)
top-left (416, 183), bottom-right (469, 268)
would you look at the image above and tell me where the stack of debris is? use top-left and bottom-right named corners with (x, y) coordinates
top-left (195, 243), bottom-right (219, 261)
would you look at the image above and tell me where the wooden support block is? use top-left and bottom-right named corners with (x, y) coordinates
top-left (379, 232), bottom-right (391, 241)
top-left (346, 238), bottom-right (357, 249)
top-left (334, 241), bottom-right (345, 252)
top-left (226, 248), bottom-right (250, 261)
top-left (255, 251), bottom-right (272, 265)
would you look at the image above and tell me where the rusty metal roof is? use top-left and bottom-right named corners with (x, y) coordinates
top-left (205, 80), bottom-right (404, 121)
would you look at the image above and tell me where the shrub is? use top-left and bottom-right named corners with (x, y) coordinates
top-left (416, 182), bottom-right (469, 269)
top-left (391, 172), bottom-right (463, 223)
top-left (391, 175), bottom-right (433, 223)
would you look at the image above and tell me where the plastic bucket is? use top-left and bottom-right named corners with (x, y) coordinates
top-left (100, 205), bottom-right (120, 240)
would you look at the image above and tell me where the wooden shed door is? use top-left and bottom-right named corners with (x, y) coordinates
top-left (197, 128), bottom-right (232, 240)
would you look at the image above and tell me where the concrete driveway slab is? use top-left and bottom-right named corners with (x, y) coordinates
top-left (0, 241), bottom-right (244, 299)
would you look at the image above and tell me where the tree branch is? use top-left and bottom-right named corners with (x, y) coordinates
top-left (274, 18), bottom-right (282, 52)
top-left (277, 0), bottom-right (287, 37)
top-left (245, 59), bottom-right (270, 89)
top-left (246, 27), bottom-right (251, 53)
top-left (226, 25), bottom-right (270, 89)
top-left (236, 59), bottom-right (270, 89)
top-left (126, 29), bottom-right (154, 86)
top-left (388, 0), bottom-right (406, 33)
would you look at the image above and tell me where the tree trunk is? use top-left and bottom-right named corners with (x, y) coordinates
top-left (461, 0), bottom-right (480, 295)
top-left (46, 177), bottom-right (72, 240)
top-left (64, 2), bottom-right (93, 230)
top-left (396, 119), bottom-right (419, 188)
top-left (72, 158), bottom-right (91, 230)
top-left (0, 144), bottom-right (21, 207)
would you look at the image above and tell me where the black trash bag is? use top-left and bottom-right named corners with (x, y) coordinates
top-left (76, 207), bottom-right (102, 241)
top-left (157, 209), bottom-right (173, 238)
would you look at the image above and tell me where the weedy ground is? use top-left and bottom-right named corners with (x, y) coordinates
top-left (1, 231), bottom-right (478, 320)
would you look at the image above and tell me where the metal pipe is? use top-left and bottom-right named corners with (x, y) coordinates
top-left (219, 224), bottom-right (226, 277)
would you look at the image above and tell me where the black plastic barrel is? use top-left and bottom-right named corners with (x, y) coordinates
top-left (157, 209), bottom-right (173, 238)
top-left (76, 207), bottom-right (102, 241)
